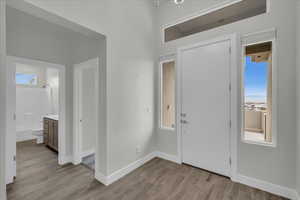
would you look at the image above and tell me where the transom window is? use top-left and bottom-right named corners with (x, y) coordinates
top-left (16, 73), bottom-right (38, 86)
top-left (164, 0), bottom-right (267, 42)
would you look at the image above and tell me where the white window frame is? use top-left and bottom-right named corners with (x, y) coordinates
top-left (241, 29), bottom-right (277, 148)
top-left (159, 58), bottom-right (176, 131)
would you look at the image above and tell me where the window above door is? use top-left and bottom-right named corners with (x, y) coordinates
top-left (163, 0), bottom-right (268, 43)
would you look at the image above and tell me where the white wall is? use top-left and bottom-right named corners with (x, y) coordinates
top-left (16, 87), bottom-right (51, 141)
top-left (15, 64), bottom-right (58, 142)
top-left (0, 1), bottom-right (6, 199)
top-left (156, 0), bottom-right (297, 189)
top-left (21, 0), bottom-right (157, 176)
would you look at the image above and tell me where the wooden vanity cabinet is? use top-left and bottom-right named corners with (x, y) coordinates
top-left (43, 118), bottom-right (58, 152)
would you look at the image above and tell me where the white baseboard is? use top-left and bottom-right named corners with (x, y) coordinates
top-left (107, 152), bottom-right (156, 185)
top-left (81, 149), bottom-right (95, 158)
top-left (5, 174), bottom-right (14, 185)
top-left (156, 151), bottom-right (181, 164)
top-left (95, 172), bottom-right (109, 186)
top-left (95, 152), bottom-right (156, 186)
top-left (16, 130), bottom-right (37, 142)
top-left (59, 155), bottom-right (73, 165)
top-left (233, 174), bottom-right (298, 200)
top-left (93, 151), bottom-right (298, 200)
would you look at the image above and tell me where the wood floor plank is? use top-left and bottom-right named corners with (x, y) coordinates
top-left (7, 140), bottom-right (288, 200)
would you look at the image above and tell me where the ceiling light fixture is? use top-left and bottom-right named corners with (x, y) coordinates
top-left (174, 0), bottom-right (184, 5)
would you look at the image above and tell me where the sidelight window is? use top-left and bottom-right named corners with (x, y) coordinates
top-left (242, 35), bottom-right (276, 146)
top-left (160, 60), bottom-right (175, 130)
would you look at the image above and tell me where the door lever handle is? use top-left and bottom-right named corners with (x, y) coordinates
top-left (180, 120), bottom-right (188, 124)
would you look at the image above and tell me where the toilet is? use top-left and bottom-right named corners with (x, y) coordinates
top-left (32, 128), bottom-right (43, 144)
top-left (32, 121), bottom-right (44, 144)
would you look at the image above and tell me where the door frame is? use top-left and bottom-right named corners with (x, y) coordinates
top-left (176, 34), bottom-right (238, 179)
top-left (5, 56), bottom-right (67, 181)
top-left (73, 58), bottom-right (99, 165)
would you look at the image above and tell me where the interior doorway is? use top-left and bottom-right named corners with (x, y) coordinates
top-left (2, 1), bottom-right (106, 197)
top-left (73, 58), bottom-right (99, 170)
top-left (5, 56), bottom-right (66, 184)
top-left (177, 36), bottom-right (235, 177)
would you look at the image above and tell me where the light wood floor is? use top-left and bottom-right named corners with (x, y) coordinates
top-left (7, 140), bottom-right (287, 200)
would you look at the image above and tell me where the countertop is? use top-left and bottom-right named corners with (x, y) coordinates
top-left (44, 114), bottom-right (59, 121)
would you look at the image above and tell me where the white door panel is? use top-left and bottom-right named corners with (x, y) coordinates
top-left (80, 67), bottom-right (97, 153)
top-left (74, 58), bottom-right (98, 164)
top-left (181, 40), bottom-right (231, 176)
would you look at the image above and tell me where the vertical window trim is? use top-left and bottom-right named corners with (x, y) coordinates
top-left (159, 58), bottom-right (176, 131)
top-left (241, 32), bottom-right (277, 147)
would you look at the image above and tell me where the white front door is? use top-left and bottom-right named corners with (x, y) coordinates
top-left (180, 39), bottom-right (231, 176)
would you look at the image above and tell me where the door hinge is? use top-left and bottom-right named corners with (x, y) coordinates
top-left (229, 47), bottom-right (232, 54)
top-left (229, 83), bottom-right (231, 91)
top-left (13, 155), bottom-right (16, 161)
top-left (229, 157), bottom-right (232, 166)
top-left (13, 113), bottom-right (16, 121)
top-left (229, 120), bottom-right (232, 128)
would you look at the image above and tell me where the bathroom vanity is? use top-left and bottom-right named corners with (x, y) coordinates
top-left (43, 115), bottom-right (59, 152)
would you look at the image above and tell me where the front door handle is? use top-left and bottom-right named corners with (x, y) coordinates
top-left (180, 120), bottom-right (188, 124)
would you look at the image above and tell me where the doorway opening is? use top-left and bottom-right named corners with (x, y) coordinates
top-left (4, 2), bottom-right (107, 193)
top-left (73, 58), bottom-right (99, 171)
top-left (6, 56), bottom-right (66, 184)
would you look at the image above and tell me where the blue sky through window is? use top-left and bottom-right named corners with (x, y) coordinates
top-left (16, 73), bottom-right (38, 85)
top-left (244, 56), bottom-right (267, 103)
